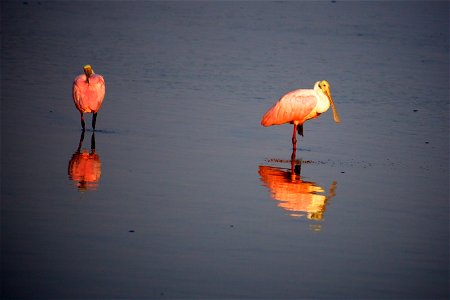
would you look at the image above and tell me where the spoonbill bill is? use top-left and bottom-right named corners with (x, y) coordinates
top-left (72, 65), bottom-right (105, 130)
top-left (261, 80), bottom-right (340, 150)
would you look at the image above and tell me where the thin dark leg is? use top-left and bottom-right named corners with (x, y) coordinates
top-left (290, 148), bottom-right (296, 176)
top-left (80, 112), bottom-right (85, 130)
top-left (292, 124), bottom-right (297, 150)
top-left (90, 132), bottom-right (96, 152)
top-left (290, 148), bottom-right (301, 175)
top-left (77, 130), bottom-right (85, 153)
top-left (297, 124), bottom-right (304, 136)
top-left (92, 113), bottom-right (98, 131)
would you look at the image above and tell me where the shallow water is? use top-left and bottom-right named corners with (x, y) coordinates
top-left (1, 2), bottom-right (449, 298)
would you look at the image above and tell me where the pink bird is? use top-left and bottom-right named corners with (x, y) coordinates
top-left (72, 65), bottom-right (105, 130)
top-left (261, 80), bottom-right (340, 150)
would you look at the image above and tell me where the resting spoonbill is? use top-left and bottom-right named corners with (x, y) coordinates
top-left (261, 80), bottom-right (340, 150)
top-left (72, 65), bottom-right (105, 130)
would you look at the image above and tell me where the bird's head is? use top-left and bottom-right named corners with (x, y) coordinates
top-left (83, 65), bottom-right (95, 79)
top-left (318, 80), bottom-right (340, 123)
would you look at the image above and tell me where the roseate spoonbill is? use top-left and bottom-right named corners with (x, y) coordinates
top-left (72, 65), bottom-right (105, 130)
top-left (261, 80), bottom-right (340, 150)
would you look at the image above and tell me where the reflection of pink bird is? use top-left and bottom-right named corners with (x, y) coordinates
top-left (72, 65), bottom-right (105, 130)
top-left (261, 80), bottom-right (340, 149)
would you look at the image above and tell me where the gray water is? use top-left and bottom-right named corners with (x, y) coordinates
top-left (1, 1), bottom-right (449, 299)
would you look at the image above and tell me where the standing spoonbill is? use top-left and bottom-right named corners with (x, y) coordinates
top-left (261, 80), bottom-right (340, 150)
top-left (72, 65), bottom-right (105, 130)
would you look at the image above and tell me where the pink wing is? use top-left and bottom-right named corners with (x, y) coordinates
top-left (261, 89), bottom-right (317, 126)
top-left (72, 75), bottom-right (85, 112)
top-left (72, 74), bottom-right (105, 113)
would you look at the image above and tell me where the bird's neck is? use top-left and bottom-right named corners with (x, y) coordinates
top-left (84, 70), bottom-right (95, 82)
top-left (85, 73), bottom-right (94, 84)
top-left (314, 87), bottom-right (330, 113)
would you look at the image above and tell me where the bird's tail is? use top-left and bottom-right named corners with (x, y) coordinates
top-left (297, 124), bottom-right (304, 136)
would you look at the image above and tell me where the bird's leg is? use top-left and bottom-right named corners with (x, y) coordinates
top-left (290, 148), bottom-right (296, 176)
top-left (297, 124), bottom-right (304, 136)
top-left (80, 112), bottom-right (85, 130)
top-left (77, 130), bottom-right (85, 153)
top-left (292, 123), bottom-right (297, 150)
top-left (92, 113), bottom-right (98, 131)
top-left (90, 132), bottom-right (96, 153)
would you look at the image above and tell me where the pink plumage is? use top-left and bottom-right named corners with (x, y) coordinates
top-left (72, 65), bottom-right (105, 130)
top-left (261, 89), bottom-right (317, 127)
top-left (72, 74), bottom-right (105, 114)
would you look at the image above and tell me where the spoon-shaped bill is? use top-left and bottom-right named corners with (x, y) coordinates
top-left (325, 90), bottom-right (341, 123)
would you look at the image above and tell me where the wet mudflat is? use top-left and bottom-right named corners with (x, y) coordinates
top-left (1, 2), bottom-right (448, 299)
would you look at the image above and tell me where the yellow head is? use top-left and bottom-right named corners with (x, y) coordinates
top-left (318, 80), bottom-right (340, 123)
top-left (83, 65), bottom-right (94, 77)
top-left (318, 80), bottom-right (330, 93)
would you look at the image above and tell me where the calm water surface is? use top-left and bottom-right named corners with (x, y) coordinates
top-left (2, 2), bottom-right (448, 299)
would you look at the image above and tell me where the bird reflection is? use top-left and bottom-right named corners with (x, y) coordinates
top-left (259, 150), bottom-right (337, 221)
top-left (68, 131), bottom-right (101, 191)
